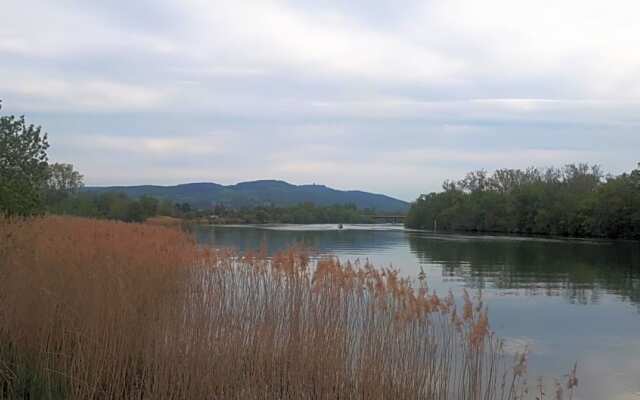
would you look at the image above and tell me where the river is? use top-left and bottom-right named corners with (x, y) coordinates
top-left (191, 223), bottom-right (640, 400)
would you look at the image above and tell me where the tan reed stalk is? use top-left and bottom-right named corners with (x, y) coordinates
top-left (0, 216), bottom-right (576, 399)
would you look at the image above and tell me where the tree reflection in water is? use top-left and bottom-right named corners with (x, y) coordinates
top-left (407, 232), bottom-right (640, 308)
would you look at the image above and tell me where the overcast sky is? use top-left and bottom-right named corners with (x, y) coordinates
top-left (2, 0), bottom-right (639, 200)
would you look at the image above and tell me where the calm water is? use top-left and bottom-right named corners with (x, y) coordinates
top-left (192, 224), bottom-right (640, 400)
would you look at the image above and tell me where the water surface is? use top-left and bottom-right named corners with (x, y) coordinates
top-left (192, 224), bottom-right (640, 400)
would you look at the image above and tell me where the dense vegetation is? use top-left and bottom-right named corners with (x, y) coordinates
top-left (407, 164), bottom-right (640, 239)
top-left (48, 191), bottom-right (166, 222)
top-left (47, 191), bottom-right (376, 224)
top-left (209, 202), bottom-right (375, 224)
top-left (0, 216), bottom-right (577, 399)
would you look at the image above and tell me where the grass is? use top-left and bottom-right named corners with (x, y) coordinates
top-left (0, 216), bottom-right (576, 399)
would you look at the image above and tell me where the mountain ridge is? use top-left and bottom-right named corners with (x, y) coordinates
top-left (84, 180), bottom-right (409, 213)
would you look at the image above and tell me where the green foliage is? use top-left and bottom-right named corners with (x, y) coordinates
top-left (52, 192), bottom-right (161, 223)
top-left (44, 163), bottom-right (84, 206)
top-left (0, 101), bottom-right (50, 216)
top-left (210, 202), bottom-right (374, 224)
top-left (406, 164), bottom-right (640, 239)
top-left (158, 199), bottom-right (176, 216)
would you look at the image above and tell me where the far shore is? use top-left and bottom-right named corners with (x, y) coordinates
top-left (166, 217), bottom-right (639, 243)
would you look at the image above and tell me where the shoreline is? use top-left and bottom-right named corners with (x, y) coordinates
top-left (186, 219), bottom-right (640, 243)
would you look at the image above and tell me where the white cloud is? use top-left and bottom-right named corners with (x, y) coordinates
top-left (60, 134), bottom-right (226, 156)
top-left (183, 0), bottom-right (464, 84)
top-left (413, 0), bottom-right (640, 98)
top-left (2, 0), bottom-right (640, 198)
top-left (1, 76), bottom-right (169, 111)
top-left (381, 147), bottom-right (600, 166)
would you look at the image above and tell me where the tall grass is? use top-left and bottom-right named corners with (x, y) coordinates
top-left (0, 217), bottom-right (575, 399)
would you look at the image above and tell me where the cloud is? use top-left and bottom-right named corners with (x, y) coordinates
top-left (1, 77), bottom-right (168, 111)
top-left (91, 135), bottom-right (225, 156)
top-left (2, 0), bottom-right (639, 199)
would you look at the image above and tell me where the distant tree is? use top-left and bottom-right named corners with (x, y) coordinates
top-left (158, 199), bottom-right (176, 216)
top-left (212, 203), bottom-right (229, 217)
top-left (125, 201), bottom-right (146, 222)
top-left (458, 169), bottom-right (488, 193)
top-left (47, 163), bottom-right (84, 193)
top-left (45, 163), bottom-right (84, 206)
top-left (0, 101), bottom-right (50, 216)
top-left (176, 202), bottom-right (192, 214)
top-left (139, 195), bottom-right (159, 220)
top-left (50, 191), bottom-right (165, 223)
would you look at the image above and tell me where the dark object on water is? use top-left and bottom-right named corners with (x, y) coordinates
top-left (338, 224), bottom-right (343, 229)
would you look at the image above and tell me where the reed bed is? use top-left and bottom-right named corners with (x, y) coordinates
top-left (0, 216), bottom-right (575, 399)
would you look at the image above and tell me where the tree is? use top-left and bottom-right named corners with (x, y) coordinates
top-left (158, 199), bottom-right (176, 216)
top-left (0, 101), bottom-right (50, 216)
top-left (176, 202), bottom-right (192, 214)
top-left (458, 169), bottom-right (488, 193)
top-left (125, 201), bottom-right (145, 222)
top-left (45, 163), bottom-right (84, 206)
top-left (139, 195), bottom-right (159, 220)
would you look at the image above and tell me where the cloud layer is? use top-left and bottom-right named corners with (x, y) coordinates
top-left (2, 0), bottom-right (639, 200)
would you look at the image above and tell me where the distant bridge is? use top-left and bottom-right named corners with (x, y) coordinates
top-left (371, 215), bottom-right (406, 224)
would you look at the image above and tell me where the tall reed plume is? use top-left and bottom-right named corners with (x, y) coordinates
top-left (0, 216), bottom-right (576, 399)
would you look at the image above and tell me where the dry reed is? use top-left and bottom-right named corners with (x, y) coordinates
top-left (0, 216), bottom-right (576, 399)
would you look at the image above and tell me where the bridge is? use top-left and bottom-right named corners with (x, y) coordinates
top-left (371, 215), bottom-right (406, 224)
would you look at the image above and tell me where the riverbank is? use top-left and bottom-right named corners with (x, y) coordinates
top-left (0, 217), bottom-right (577, 399)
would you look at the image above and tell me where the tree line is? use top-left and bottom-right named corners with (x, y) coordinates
top-left (210, 203), bottom-right (374, 224)
top-left (406, 164), bottom-right (640, 239)
top-left (48, 191), bottom-right (376, 224)
top-left (49, 192), bottom-right (166, 222)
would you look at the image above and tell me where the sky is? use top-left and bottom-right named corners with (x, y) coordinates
top-left (1, 0), bottom-right (639, 201)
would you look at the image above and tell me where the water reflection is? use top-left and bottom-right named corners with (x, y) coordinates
top-left (191, 224), bottom-right (408, 256)
top-left (192, 224), bottom-right (640, 309)
top-left (407, 232), bottom-right (640, 308)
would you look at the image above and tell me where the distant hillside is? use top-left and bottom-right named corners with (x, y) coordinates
top-left (84, 180), bottom-right (409, 213)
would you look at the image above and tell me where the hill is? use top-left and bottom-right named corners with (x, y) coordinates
top-left (84, 180), bottom-right (409, 213)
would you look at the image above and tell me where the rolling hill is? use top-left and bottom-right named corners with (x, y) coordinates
top-left (84, 180), bottom-right (409, 213)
